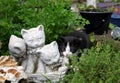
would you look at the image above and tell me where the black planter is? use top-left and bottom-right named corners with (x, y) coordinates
top-left (80, 11), bottom-right (112, 34)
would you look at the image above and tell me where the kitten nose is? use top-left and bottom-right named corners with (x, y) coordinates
top-left (66, 53), bottom-right (69, 57)
top-left (63, 51), bottom-right (71, 57)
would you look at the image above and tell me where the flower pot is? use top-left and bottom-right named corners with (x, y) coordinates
top-left (111, 18), bottom-right (120, 27)
top-left (80, 11), bottom-right (112, 34)
top-left (110, 6), bottom-right (120, 27)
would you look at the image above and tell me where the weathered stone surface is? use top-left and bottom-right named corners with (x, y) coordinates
top-left (8, 25), bottom-right (69, 83)
top-left (0, 56), bottom-right (27, 83)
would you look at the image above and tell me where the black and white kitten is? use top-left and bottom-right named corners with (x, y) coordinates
top-left (56, 30), bottom-right (90, 57)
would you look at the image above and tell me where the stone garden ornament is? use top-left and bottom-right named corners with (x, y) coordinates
top-left (8, 35), bottom-right (27, 67)
top-left (0, 56), bottom-right (27, 83)
top-left (21, 25), bottom-right (45, 74)
top-left (111, 27), bottom-right (120, 39)
top-left (8, 25), bottom-right (69, 83)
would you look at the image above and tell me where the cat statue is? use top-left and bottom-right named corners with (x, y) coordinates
top-left (8, 35), bottom-right (27, 67)
top-left (28, 41), bottom-right (69, 83)
top-left (36, 41), bottom-right (61, 74)
top-left (21, 25), bottom-right (45, 49)
top-left (21, 25), bottom-right (45, 74)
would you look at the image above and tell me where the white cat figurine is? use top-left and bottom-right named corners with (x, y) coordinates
top-left (9, 35), bottom-right (26, 58)
top-left (36, 41), bottom-right (60, 74)
top-left (8, 35), bottom-right (27, 67)
top-left (21, 25), bottom-right (45, 49)
top-left (21, 25), bottom-right (45, 74)
top-left (34, 41), bottom-right (69, 82)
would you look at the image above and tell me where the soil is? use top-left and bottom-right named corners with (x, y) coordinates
top-left (94, 29), bottom-right (120, 50)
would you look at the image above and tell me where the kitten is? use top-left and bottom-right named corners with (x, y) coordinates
top-left (56, 30), bottom-right (90, 57)
top-left (21, 25), bottom-right (45, 73)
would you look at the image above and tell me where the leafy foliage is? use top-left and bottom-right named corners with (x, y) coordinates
top-left (61, 43), bottom-right (120, 83)
top-left (38, 0), bottom-right (89, 43)
top-left (0, 0), bottom-right (88, 55)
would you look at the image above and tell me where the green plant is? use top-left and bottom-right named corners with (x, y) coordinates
top-left (109, 23), bottom-right (116, 30)
top-left (0, 0), bottom-right (89, 55)
top-left (38, 0), bottom-right (89, 43)
top-left (0, 0), bottom-right (41, 55)
top-left (61, 43), bottom-right (120, 83)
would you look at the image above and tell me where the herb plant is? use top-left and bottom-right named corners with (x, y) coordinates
top-left (61, 43), bottom-right (120, 83)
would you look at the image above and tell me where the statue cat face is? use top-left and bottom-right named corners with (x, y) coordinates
top-left (21, 25), bottom-right (45, 48)
top-left (36, 41), bottom-right (60, 65)
top-left (8, 35), bottom-right (26, 57)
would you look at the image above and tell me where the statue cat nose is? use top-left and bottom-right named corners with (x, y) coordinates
top-left (35, 43), bottom-right (38, 46)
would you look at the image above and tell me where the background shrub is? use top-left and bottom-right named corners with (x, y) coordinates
top-left (0, 0), bottom-right (88, 55)
top-left (62, 43), bottom-right (120, 83)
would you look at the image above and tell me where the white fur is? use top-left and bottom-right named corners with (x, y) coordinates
top-left (63, 42), bottom-right (72, 57)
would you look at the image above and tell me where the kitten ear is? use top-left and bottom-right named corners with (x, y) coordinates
top-left (37, 25), bottom-right (44, 31)
top-left (21, 29), bottom-right (28, 35)
top-left (56, 36), bottom-right (65, 43)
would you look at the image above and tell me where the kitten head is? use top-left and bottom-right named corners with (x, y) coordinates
top-left (8, 35), bottom-right (26, 57)
top-left (21, 25), bottom-right (45, 48)
top-left (57, 36), bottom-right (82, 57)
top-left (36, 41), bottom-right (60, 65)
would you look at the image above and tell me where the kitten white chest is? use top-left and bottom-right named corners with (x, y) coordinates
top-left (63, 42), bottom-right (72, 57)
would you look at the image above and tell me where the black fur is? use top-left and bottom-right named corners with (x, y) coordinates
top-left (56, 30), bottom-right (90, 56)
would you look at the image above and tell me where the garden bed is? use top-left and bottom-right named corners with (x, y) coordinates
top-left (94, 29), bottom-right (120, 50)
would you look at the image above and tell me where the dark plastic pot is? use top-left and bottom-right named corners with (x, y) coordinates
top-left (80, 11), bottom-right (112, 34)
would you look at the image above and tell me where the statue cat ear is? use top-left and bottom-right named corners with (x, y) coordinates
top-left (51, 41), bottom-right (58, 47)
top-left (21, 29), bottom-right (28, 35)
top-left (9, 35), bottom-right (21, 42)
top-left (37, 25), bottom-right (44, 31)
top-left (10, 35), bottom-right (18, 39)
